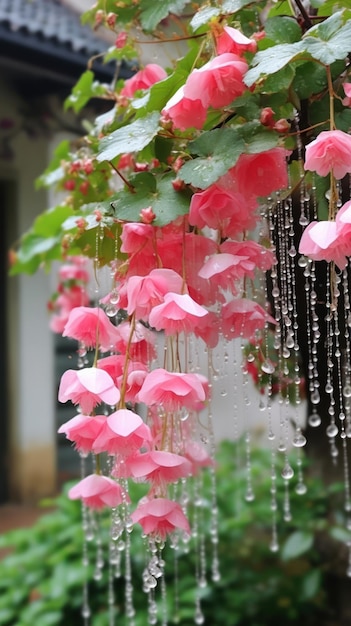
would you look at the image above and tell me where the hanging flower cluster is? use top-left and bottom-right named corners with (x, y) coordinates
top-left (13, 0), bottom-right (351, 621)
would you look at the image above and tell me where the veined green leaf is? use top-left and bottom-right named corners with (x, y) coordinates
top-left (244, 41), bottom-right (305, 87)
top-left (265, 16), bottom-right (302, 43)
top-left (190, 6), bottom-right (220, 31)
top-left (281, 531), bottom-right (314, 560)
top-left (140, 0), bottom-right (190, 31)
top-left (111, 171), bottom-right (190, 226)
top-left (97, 112), bottom-right (160, 162)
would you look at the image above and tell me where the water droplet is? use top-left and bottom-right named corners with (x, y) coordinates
top-left (325, 382), bottom-right (333, 394)
top-left (195, 609), bottom-right (205, 624)
top-left (106, 305), bottom-right (117, 317)
top-left (270, 540), bottom-right (279, 552)
top-left (281, 465), bottom-right (294, 480)
top-left (298, 255), bottom-right (308, 267)
top-left (310, 390), bottom-right (320, 405)
top-left (292, 434), bottom-right (307, 448)
top-left (344, 385), bottom-right (351, 398)
top-left (261, 360), bottom-right (275, 375)
top-left (326, 423), bottom-right (338, 438)
top-left (245, 489), bottom-right (255, 502)
top-left (295, 482), bottom-right (307, 495)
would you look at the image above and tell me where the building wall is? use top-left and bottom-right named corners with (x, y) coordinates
top-left (1, 77), bottom-right (56, 502)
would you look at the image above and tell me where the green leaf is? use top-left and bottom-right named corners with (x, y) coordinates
top-left (111, 172), bottom-right (190, 226)
top-left (293, 61), bottom-right (328, 99)
top-left (303, 11), bottom-right (351, 64)
top-left (258, 64), bottom-right (295, 93)
top-left (145, 70), bottom-right (188, 112)
top-left (301, 569), bottom-right (322, 600)
top-left (265, 16), bottom-right (302, 43)
top-left (190, 6), bottom-right (220, 31)
top-left (330, 526), bottom-right (351, 542)
top-left (36, 140), bottom-right (70, 188)
top-left (97, 112), bottom-right (160, 162)
top-left (281, 531), bottom-right (314, 560)
top-left (222, 0), bottom-right (257, 12)
top-left (33, 206), bottom-right (74, 238)
top-left (139, 0), bottom-right (190, 31)
top-left (245, 41), bottom-right (305, 87)
top-left (236, 121), bottom-right (279, 153)
top-left (64, 70), bottom-right (107, 113)
top-left (179, 128), bottom-right (245, 188)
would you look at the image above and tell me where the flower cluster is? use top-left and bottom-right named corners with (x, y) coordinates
top-left (54, 35), bottom-right (292, 542)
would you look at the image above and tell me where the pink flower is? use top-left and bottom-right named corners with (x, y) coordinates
top-left (221, 298), bottom-right (276, 339)
top-left (68, 474), bottom-right (127, 509)
top-left (120, 64), bottom-right (167, 97)
top-left (304, 130), bottom-right (351, 179)
top-left (98, 355), bottom-right (148, 403)
top-left (220, 240), bottom-right (275, 271)
top-left (138, 368), bottom-right (208, 411)
top-left (162, 86), bottom-right (207, 131)
top-left (342, 83), bottom-right (351, 106)
top-left (58, 414), bottom-right (106, 454)
top-left (62, 306), bottom-right (119, 351)
top-left (115, 31), bottom-right (127, 48)
top-left (198, 253), bottom-right (256, 293)
top-left (189, 184), bottom-right (258, 237)
top-left (231, 148), bottom-right (290, 196)
top-left (148, 292), bottom-right (208, 335)
top-left (216, 26), bottom-right (257, 56)
top-left (298, 220), bottom-right (348, 269)
top-left (58, 367), bottom-right (120, 414)
top-left (184, 441), bottom-right (213, 474)
top-left (193, 311), bottom-right (220, 349)
top-left (184, 53), bottom-right (248, 109)
top-left (125, 269), bottom-right (184, 320)
top-left (124, 451), bottom-right (192, 484)
top-left (131, 497), bottom-right (190, 538)
top-left (93, 408), bottom-right (152, 456)
top-left (114, 321), bottom-right (156, 363)
top-left (58, 263), bottom-right (89, 283)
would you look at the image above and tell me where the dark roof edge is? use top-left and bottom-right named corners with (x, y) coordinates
top-left (0, 23), bottom-right (132, 83)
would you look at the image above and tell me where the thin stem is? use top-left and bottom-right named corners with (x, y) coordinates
top-left (108, 161), bottom-right (135, 192)
top-left (118, 313), bottom-right (136, 408)
top-left (326, 65), bottom-right (336, 130)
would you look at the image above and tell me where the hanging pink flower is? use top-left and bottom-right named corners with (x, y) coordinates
top-left (58, 414), bottom-right (106, 454)
top-left (198, 253), bottom-right (256, 292)
top-left (98, 355), bottom-right (148, 403)
top-left (182, 233), bottom-right (219, 306)
top-left (124, 451), bottom-right (192, 484)
top-left (162, 85), bottom-right (208, 131)
top-left (120, 64), bottom-right (167, 97)
top-left (49, 286), bottom-right (90, 334)
top-left (93, 408), bottom-right (152, 456)
top-left (138, 368), bottom-right (208, 411)
top-left (298, 220), bottom-right (349, 269)
top-left (193, 311), bottom-right (220, 348)
top-left (125, 269), bottom-right (185, 320)
top-left (68, 474), bottom-right (127, 509)
top-left (304, 130), bottom-right (351, 179)
top-left (58, 262), bottom-right (90, 283)
top-left (184, 53), bottom-right (248, 109)
top-left (216, 25), bottom-right (257, 56)
top-left (131, 497), bottom-right (190, 538)
top-left (184, 441), bottom-right (213, 474)
top-left (342, 83), bottom-right (351, 106)
top-left (114, 321), bottom-right (156, 363)
top-left (221, 298), bottom-right (276, 339)
top-left (220, 240), bottom-right (275, 271)
top-left (231, 148), bottom-right (290, 196)
top-left (58, 367), bottom-right (120, 414)
top-left (189, 184), bottom-right (257, 236)
top-left (63, 306), bottom-right (119, 351)
top-left (120, 223), bottom-right (155, 254)
top-left (148, 292), bottom-right (209, 335)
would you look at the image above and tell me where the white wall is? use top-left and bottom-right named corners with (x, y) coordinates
top-left (1, 77), bottom-right (56, 501)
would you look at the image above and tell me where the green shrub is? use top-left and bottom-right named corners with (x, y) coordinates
top-left (0, 441), bottom-right (344, 625)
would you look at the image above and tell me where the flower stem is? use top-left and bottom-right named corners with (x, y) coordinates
top-left (118, 313), bottom-right (136, 408)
